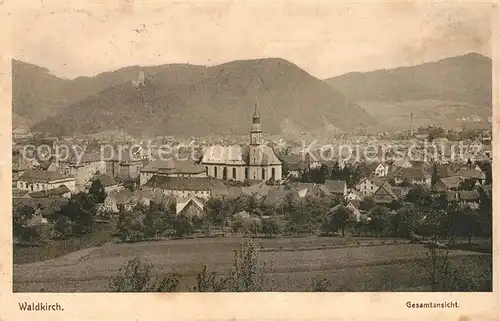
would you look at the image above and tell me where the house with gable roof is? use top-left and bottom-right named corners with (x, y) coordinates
top-left (372, 182), bottom-right (400, 205)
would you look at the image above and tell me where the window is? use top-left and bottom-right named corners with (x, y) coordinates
top-left (223, 167), bottom-right (228, 180)
top-left (232, 168), bottom-right (236, 179)
top-left (261, 168), bottom-right (265, 180)
top-left (214, 167), bottom-right (218, 178)
top-left (245, 168), bottom-right (249, 179)
top-left (36, 184), bottom-right (40, 190)
top-left (271, 168), bottom-right (275, 180)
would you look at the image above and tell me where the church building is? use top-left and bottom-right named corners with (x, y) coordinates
top-left (201, 103), bottom-right (282, 182)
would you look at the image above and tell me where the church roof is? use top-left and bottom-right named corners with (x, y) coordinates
top-left (201, 145), bottom-right (247, 165)
top-left (243, 145), bottom-right (282, 166)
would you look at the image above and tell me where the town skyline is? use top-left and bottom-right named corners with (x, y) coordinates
top-left (13, 2), bottom-right (493, 79)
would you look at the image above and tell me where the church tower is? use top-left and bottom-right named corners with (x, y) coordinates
top-left (250, 101), bottom-right (263, 145)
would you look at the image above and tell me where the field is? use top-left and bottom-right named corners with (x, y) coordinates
top-left (13, 236), bottom-right (491, 292)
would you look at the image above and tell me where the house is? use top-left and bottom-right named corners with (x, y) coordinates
top-left (346, 200), bottom-right (362, 221)
top-left (241, 182), bottom-right (273, 199)
top-left (262, 186), bottom-right (290, 207)
top-left (390, 186), bottom-right (411, 199)
top-left (409, 160), bottom-right (430, 169)
top-left (324, 180), bottom-right (347, 197)
top-left (392, 167), bottom-right (432, 187)
top-left (176, 196), bottom-right (204, 217)
top-left (279, 155), bottom-right (309, 178)
top-left (67, 152), bottom-right (107, 192)
top-left (12, 151), bottom-right (36, 184)
top-left (17, 170), bottom-right (76, 194)
top-left (285, 182), bottom-right (329, 199)
top-left (139, 159), bottom-right (207, 186)
top-left (103, 148), bottom-right (145, 181)
top-left (85, 173), bottom-right (122, 193)
top-left (372, 162), bottom-right (390, 177)
top-left (142, 176), bottom-right (228, 200)
top-left (28, 185), bottom-right (72, 199)
top-left (455, 169), bottom-right (486, 185)
top-left (372, 182), bottom-right (399, 205)
top-left (433, 176), bottom-right (462, 192)
top-left (356, 177), bottom-right (385, 196)
top-left (392, 159), bottom-right (413, 169)
top-left (457, 190), bottom-right (480, 209)
top-left (103, 189), bottom-right (175, 213)
top-left (12, 188), bottom-right (30, 198)
top-left (37, 156), bottom-right (59, 171)
top-left (345, 189), bottom-right (362, 201)
top-left (26, 208), bottom-right (48, 227)
top-left (104, 189), bottom-right (134, 213)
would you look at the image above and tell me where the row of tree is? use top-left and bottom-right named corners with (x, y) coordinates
top-left (13, 179), bottom-right (108, 244)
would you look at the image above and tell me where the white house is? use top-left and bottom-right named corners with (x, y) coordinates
top-left (17, 170), bottom-right (76, 194)
top-left (373, 163), bottom-right (390, 177)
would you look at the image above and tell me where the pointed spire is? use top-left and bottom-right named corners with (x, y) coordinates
top-left (253, 99), bottom-right (260, 119)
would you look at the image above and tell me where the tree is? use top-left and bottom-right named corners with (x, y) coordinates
top-left (205, 198), bottom-right (226, 231)
top-left (226, 239), bottom-right (264, 292)
top-left (261, 217), bottom-right (280, 239)
top-left (359, 197), bottom-right (376, 211)
top-left (322, 205), bottom-right (351, 237)
top-left (116, 210), bottom-right (146, 242)
top-left (368, 206), bottom-right (390, 236)
top-left (53, 215), bottom-right (73, 240)
top-left (172, 214), bottom-right (193, 238)
top-left (458, 179), bottom-right (476, 191)
top-left (109, 257), bottom-right (180, 292)
top-left (311, 276), bottom-right (330, 292)
top-left (392, 205), bottom-right (421, 238)
top-left (462, 209), bottom-right (481, 244)
top-left (89, 179), bottom-right (107, 203)
top-left (192, 265), bottom-right (228, 292)
top-left (13, 205), bottom-right (35, 240)
top-left (431, 163), bottom-right (440, 187)
top-left (405, 185), bottom-right (433, 208)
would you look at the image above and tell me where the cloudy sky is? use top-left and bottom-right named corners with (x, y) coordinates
top-left (13, 1), bottom-right (494, 79)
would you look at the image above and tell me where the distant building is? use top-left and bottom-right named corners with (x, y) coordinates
top-left (201, 103), bottom-right (282, 182)
top-left (392, 167), bottom-right (432, 187)
top-left (85, 173), bottom-right (122, 193)
top-left (139, 159), bottom-right (207, 186)
top-left (142, 176), bottom-right (228, 200)
top-left (324, 180), bottom-right (348, 197)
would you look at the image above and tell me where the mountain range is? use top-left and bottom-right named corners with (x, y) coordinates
top-left (13, 52), bottom-right (492, 137)
top-left (24, 58), bottom-right (374, 137)
top-left (325, 53), bottom-right (492, 131)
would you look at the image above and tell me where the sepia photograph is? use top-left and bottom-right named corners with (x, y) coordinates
top-left (6, 0), bottom-right (495, 297)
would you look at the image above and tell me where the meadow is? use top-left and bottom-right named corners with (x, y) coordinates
top-left (13, 236), bottom-right (491, 292)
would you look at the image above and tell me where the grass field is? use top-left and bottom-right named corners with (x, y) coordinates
top-left (13, 223), bottom-right (116, 264)
top-left (13, 236), bottom-right (491, 292)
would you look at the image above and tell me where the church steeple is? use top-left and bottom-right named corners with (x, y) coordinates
top-left (253, 101), bottom-right (260, 123)
top-left (250, 100), bottom-right (263, 145)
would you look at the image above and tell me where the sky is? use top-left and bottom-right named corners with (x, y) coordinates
top-left (12, 1), bottom-right (495, 79)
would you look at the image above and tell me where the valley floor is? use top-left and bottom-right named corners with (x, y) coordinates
top-left (13, 236), bottom-right (491, 292)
